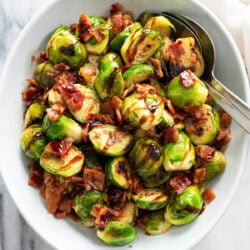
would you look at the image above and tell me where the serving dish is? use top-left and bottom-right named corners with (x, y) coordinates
top-left (0, 0), bottom-right (249, 249)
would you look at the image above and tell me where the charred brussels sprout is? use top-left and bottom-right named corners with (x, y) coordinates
top-left (163, 131), bottom-right (195, 171)
top-left (81, 146), bottom-right (104, 169)
top-left (35, 62), bottom-right (55, 89)
top-left (23, 103), bottom-right (44, 129)
top-left (95, 61), bottom-right (125, 100)
top-left (165, 185), bottom-right (203, 225)
top-left (113, 203), bottom-right (137, 225)
top-left (21, 125), bottom-right (48, 161)
top-left (122, 92), bottom-right (164, 130)
top-left (158, 109), bottom-right (174, 129)
top-left (166, 71), bottom-right (208, 108)
top-left (99, 52), bottom-right (123, 69)
top-left (46, 26), bottom-right (87, 69)
top-left (89, 125), bottom-right (133, 157)
top-left (132, 189), bottom-right (168, 210)
top-left (184, 104), bottom-right (220, 145)
top-left (97, 221), bottom-right (137, 246)
top-left (121, 28), bottom-right (163, 65)
top-left (43, 115), bottom-right (83, 143)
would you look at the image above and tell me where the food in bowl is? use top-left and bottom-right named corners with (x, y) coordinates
top-left (20, 2), bottom-right (232, 246)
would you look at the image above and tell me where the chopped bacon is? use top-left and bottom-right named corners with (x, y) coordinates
top-left (174, 110), bottom-right (186, 121)
top-left (110, 3), bottom-right (124, 15)
top-left (121, 84), bottom-right (136, 99)
top-left (184, 104), bottom-right (196, 114)
top-left (47, 63), bottom-right (70, 77)
top-left (108, 189), bottom-right (127, 209)
top-left (202, 189), bottom-right (216, 204)
top-left (70, 23), bottom-right (78, 32)
top-left (31, 55), bottom-right (36, 61)
top-left (145, 130), bottom-right (163, 140)
top-left (37, 51), bottom-right (47, 64)
top-left (101, 101), bottom-right (116, 120)
top-left (45, 141), bottom-right (72, 157)
top-left (165, 99), bottom-right (176, 115)
top-left (115, 109), bottom-right (123, 126)
top-left (110, 14), bottom-right (133, 38)
top-left (54, 198), bottom-right (74, 218)
top-left (194, 168), bottom-right (206, 184)
top-left (64, 176), bottom-right (85, 184)
top-left (194, 105), bottom-right (208, 120)
top-left (137, 214), bottom-right (150, 229)
top-left (83, 168), bottom-right (105, 191)
top-left (46, 102), bottom-right (66, 122)
top-left (22, 78), bottom-right (42, 103)
top-left (168, 40), bottom-right (185, 56)
top-left (169, 174), bottom-right (192, 194)
top-left (136, 84), bottom-right (158, 99)
top-left (128, 174), bottom-right (143, 194)
top-left (111, 96), bottom-right (122, 110)
top-left (27, 162), bottom-right (43, 188)
top-left (88, 113), bottom-right (115, 126)
top-left (217, 128), bottom-right (231, 143)
top-left (179, 70), bottom-right (197, 88)
top-left (164, 126), bottom-right (179, 143)
top-left (195, 145), bottom-right (215, 162)
top-left (148, 58), bottom-right (163, 78)
top-left (184, 118), bottom-right (196, 134)
top-left (220, 112), bottom-right (232, 128)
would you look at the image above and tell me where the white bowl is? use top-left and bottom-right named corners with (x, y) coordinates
top-left (0, 0), bottom-right (249, 249)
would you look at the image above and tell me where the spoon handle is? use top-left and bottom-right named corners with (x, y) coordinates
top-left (205, 77), bottom-right (250, 133)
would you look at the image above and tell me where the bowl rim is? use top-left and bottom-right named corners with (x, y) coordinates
top-left (0, 0), bottom-right (249, 249)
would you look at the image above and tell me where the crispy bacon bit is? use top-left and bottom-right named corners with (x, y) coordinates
top-left (46, 102), bottom-right (66, 122)
top-left (101, 101), bottom-right (116, 120)
top-left (47, 63), bottom-right (70, 77)
top-left (122, 84), bottom-right (136, 99)
top-left (31, 55), bottom-right (36, 61)
top-left (110, 3), bottom-right (124, 15)
top-left (45, 141), bottom-right (72, 157)
top-left (55, 198), bottom-right (74, 218)
top-left (148, 58), bottom-right (163, 78)
top-left (194, 105), bottom-right (208, 120)
top-left (174, 110), bottom-right (186, 121)
top-left (202, 189), bottom-right (216, 204)
top-left (164, 126), bottom-right (179, 143)
top-left (168, 40), bottom-right (185, 56)
top-left (194, 168), bottom-right (206, 184)
top-left (145, 130), bottom-right (163, 140)
top-left (165, 99), bottom-right (176, 115)
top-left (64, 176), bottom-right (85, 184)
top-left (136, 84), bottom-right (158, 99)
top-left (108, 189), bottom-right (127, 209)
top-left (111, 96), bottom-right (122, 110)
top-left (220, 112), bottom-right (232, 128)
top-left (37, 51), bottom-right (47, 64)
top-left (179, 70), bottom-right (197, 88)
top-left (79, 65), bottom-right (98, 85)
top-left (195, 145), bottom-right (215, 162)
top-left (128, 174), bottom-right (143, 194)
top-left (137, 213), bottom-right (150, 229)
top-left (88, 113), bottom-right (115, 126)
top-left (217, 128), bottom-right (231, 143)
top-left (27, 162), bottom-right (43, 188)
top-left (83, 168), bottom-right (105, 191)
top-left (184, 104), bottom-right (196, 114)
top-left (22, 78), bottom-right (42, 103)
top-left (169, 174), bottom-right (192, 194)
top-left (70, 23), bottom-right (78, 32)
top-left (110, 14), bottom-right (133, 38)
top-left (184, 118), bottom-right (196, 134)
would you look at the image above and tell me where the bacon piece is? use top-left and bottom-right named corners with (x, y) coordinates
top-left (202, 189), bottom-right (216, 204)
top-left (110, 3), bottom-right (124, 15)
top-left (70, 23), bottom-right (78, 32)
top-left (217, 128), bottom-right (231, 143)
top-left (45, 141), bottom-right (72, 157)
top-left (137, 214), bottom-right (150, 229)
top-left (195, 145), bottom-right (215, 162)
top-left (83, 168), bottom-right (105, 191)
top-left (79, 64), bottom-right (98, 85)
top-left (111, 96), bottom-right (122, 110)
top-left (220, 112), bottom-right (232, 128)
top-left (128, 174), bottom-right (143, 194)
top-left (194, 105), bottom-right (208, 120)
top-left (184, 104), bottom-right (196, 114)
top-left (37, 51), bottom-right (47, 64)
top-left (184, 118), bottom-right (196, 134)
top-left (121, 84), bottom-right (136, 99)
top-left (88, 113), bottom-right (115, 126)
top-left (46, 102), bottom-right (66, 122)
top-left (55, 198), bottom-right (74, 218)
top-left (145, 130), bottom-right (163, 140)
top-left (148, 58), bottom-right (163, 78)
top-left (165, 99), bottom-right (176, 115)
top-left (168, 40), bottom-right (185, 56)
top-left (64, 176), bottom-right (85, 184)
top-left (194, 168), bottom-right (206, 184)
top-left (136, 84), bottom-right (158, 99)
top-left (108, 188), bottom-right (127, 210)
top-left (27, 162), bottom-right (43, 188)
top-left (101, 101), bottom-right (116, 120)
top-left (164, 126), bottom-right (179, 143)
top-left (169, 174), bottom-right (192, 194)
top-left (22, 78), bottom-right (42, 103)
top-left (179, 70), bottom-right (197, 88)
top-left (110, 14), bottom-right (133, 38)
top-left (47, 63), bottom-right (70, 77)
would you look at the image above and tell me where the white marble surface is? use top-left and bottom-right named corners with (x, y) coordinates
top-left (0, 0), bottom-right (249, 250)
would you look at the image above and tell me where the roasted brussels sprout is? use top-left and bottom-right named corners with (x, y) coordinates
top-left (105, 156), bottom-right (131, 189)
top-left (35, 62), bottom-right (55, 89)
top-left (89, 124), bottom-right (133, 157)
top-left (40, 142), bottom-right (84, 177)
top-left (158, 109), bottom-right (174, 129)
top-left (166, 70), bottom-right (208, 108)
top-left (123, 64), bottom-right (155, 88)
top-left (23, 103), bottom-right (44, 129)
top-left (165, 185), bottom-right (203, 225)
top-left (132, 189), bottom-right (168, 210)
top-left (20, 125), bottom-right (48, 161)
top-left (97, 221), bottom-right (137, 246)
top-left (99, 52), bottom-right (123, 69)
top-left (81, 146), bottom-right (104, 169)
top-left (121, 28), bottom-right (163, 65)
top-left (47, 87), bottom-right (66, 106)
top-left (113, 202), bottom-right (137, 225)
top-left (184, 104), bottom-right (220, 145)
top-left (95, 61), bottom-right (125, 100)
top-left (46, 26), bottom-right (87, 69)
top-left (43, 114), bottom-right (83, 143)
top-left (79, 63), bottom-right (99, 86)
top-left (144, 210), bottom-right (172, 235)
top-left (122, 92), bottom-right (164, 130)
top-left (163, 131), bottom-right (195, 171)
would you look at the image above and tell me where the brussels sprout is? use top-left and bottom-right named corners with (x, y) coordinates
top-left (35, 62), bottom-right (55, 89)
top-left (68, 84), bottom-right (100, 123)
top-left (40, 142), bottom-right (84, 177)
top-left (110, 22), bottom-right (142, 52)
top-left (144, 210), bottom-right (172, 235)
top-left (47, 87), bottom-right (66, 106)
top-left (163, 131), bottom-right (195, 171)
top-left (113, 202), bottom-right (137, 225)
top-left (144, 16), bottom-right (176, 38)
top-left (166, 71), bottom-right (208, 108)
top-left (121, 28), bottom-right (163, 65)
top-left (123, 64), bottom-right (155, 88)
top-left (167, 37), bottom-right (205, 77)
top-left (202, 151), bottom-right (226, 181)
top-left (158, 109), bottom-right (174, 129)
top-left (97, 221), bottom-right (137, 246)
top-left (150, 80), bottom-right (166, 98)
top-left (81, 146), bottom-right (104, 169)
top-left (184, 104), bottom-right (220, 145)
top-left (132, 189), bottom-right (168, 210)
top-left (129, 138), bottom-right (163, 178)
top-left (95, 61), bottom-right (125, 100)
top-left (23, 103), bottom-right (44, 129)
top-left (164, 185), bottom-right (203, 225)
top-left (89, 124), bottom-right (133, 157)
top-left (122, 92), bottom-right (164, 131)
top-left (21, 125), bottom-right (48, 161)
top-left (46, 26), bottom-right (87, 69)
top-left (43, 115), bottom-right (83, 143)
top-left (105, 157), bottom-right (131, 189)
top-left (79, 63), bottom-right (99, 86)
top-left (99, 52), bottom-right (123, 69)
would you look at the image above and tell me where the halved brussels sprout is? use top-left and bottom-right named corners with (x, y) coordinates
top-left (89, 124), bottom-right (133, 157)
top-left (79, 63), bottom-right (99, 86)
top-left (132, 189), bottom-right (168, 210)
top-left (81, 146), bottom-right (104, 169)
top-left (163, 131), bottom-right (195, 171)
top-left (40, 142), bottom-right (84, 177)
top-left (202, 151), bottom-right (226, 181)
top-left (95, 61), bottom-right (125, 100)
top-left (99, 52), bottom-right (123, 69)
top-left (144, 16), bottom-right (176, 38)
top-left (46, 26), bottom-right (87, 69)
top-left (23, 103), bottom-right (44, 129)
top-left (144, 210), bottom-right (172, 235)
top-left (113, 202), bottom-right (137, 225)
top-left (184, 104), bottom-right (220, 145)
top-left (21, 125), bottom-right (48, 161)
top-left (123, 64), bottom-right (155, 88)
top-left (43, 114), bottom-right (83, 143)
top-left (68, 84), bottom-right (100, 123)
top-left (129, 138), bottom-right (163, 178)
top-left (35, 62), bottom-right (55, 89)
top-left (158, 109), bottom-right (174, 129)
top-left (166, 71), bottom-right (208, 108)
top-left (165, 185), bottom-right (203, 225)
top-left (105, 156), bottom-right (131, 189)
top-left (121, 28), bottom-right (163, 65)
top-left (97, 221), bottom-right (137, 246)
top-left (122, 92), bottom-right (164, 130)
top-left (47, 87), bottom-right (66, 106)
